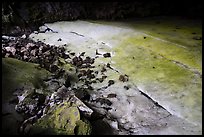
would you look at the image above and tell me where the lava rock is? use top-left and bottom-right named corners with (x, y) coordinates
top-left (79, 52), bottom-right (86, 56)
top-left (70, 52), bottom-right (75, 56)
top-left (124, 85), bottom-right (130, 90)
top-left (64, 75), bottom-right (72, 88)
top-left (95, 98), bottom-right (112, 106)
top-left (107, 93), bottom-right (117, 98)
top-left (103, 53), bottom-right (111, 58)
top-left (108, 80), bottom-right (115, 86)
top-left (5, 46), bottom-right (16, 55)
top-left (49, 64), bottom-right (59, 73)
top-left (96, 78), bottom-right (104, 83)
top-left (101, 66), bottom-right (107, 73)
top-left (84, 56), bottom-right (94, 64)
top-left (119, 75), bottom-right (129, 82)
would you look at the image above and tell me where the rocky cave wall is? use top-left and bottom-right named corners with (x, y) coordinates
top-left (2, 1), bottom-right (202, 35)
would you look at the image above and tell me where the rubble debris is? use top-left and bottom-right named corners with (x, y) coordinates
top-left (103, 53), bottom-right (111, 58)
top-left (119, 75), bottom-right (129, 82)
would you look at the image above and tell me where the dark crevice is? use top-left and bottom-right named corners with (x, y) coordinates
top-left (70, 31), bottom-right (85, 37)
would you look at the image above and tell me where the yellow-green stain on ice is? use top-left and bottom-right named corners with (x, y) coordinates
top-left (112, 34), bottom-right (202, 126)
top-left (126, 36), bottom-right (201, 73)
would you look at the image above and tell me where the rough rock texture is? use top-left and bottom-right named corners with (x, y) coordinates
top-left (2, 1), bottom-right (202, 35)
top-left (29, 102), bottom-right (91, 135)
top-left (2, 57), bottom-right (51, 135)
top-left (2, 57), bottom-right (93, 135)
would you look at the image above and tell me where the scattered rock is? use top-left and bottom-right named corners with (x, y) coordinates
top-left (119, 75), bottom-right (129, 82)
top-left (79, 52), bottom-right (86, 56)
top-left (68, 95), bottom-right (93, 117)
top-left (101, 66), bottom-right (107, 73)
top-left (107, 94), bottom-right (117, 98)
top-left (124, 85), bottom-right (130, 90)
top-left (96, 78), bottom-right (104, 83)
top-left (95, 98), bottom-right (112, 106)
top-left (108, 80), bottom-right (115, 86)
top-left (5, 46), bottom-right (16, 55)
top-left (70, 52), bottom-right (75, 56)
top-left (103, 53), bottom-right (111, 58)
top-left (84, 56), bottom-right (94, 64)
top-left (102, 75), bottom-right (107, 80)
top-left (75, 88), bottom-right (90, 101)
top-left (29, 101), bottom-right (91, 135)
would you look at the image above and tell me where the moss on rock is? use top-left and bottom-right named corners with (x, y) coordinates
top-left (29, 102), bottom-right (91, 135)
top-left (75, 119), bottom-right (92, 135)
top-left (2, 57), bottom-right (51, 102)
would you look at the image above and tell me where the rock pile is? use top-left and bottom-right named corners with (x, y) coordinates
top-left (2, 35), bottom-right (131, 135)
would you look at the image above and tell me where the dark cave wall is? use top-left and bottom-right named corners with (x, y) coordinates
top-left (2, 1), bottom-right (202, 35)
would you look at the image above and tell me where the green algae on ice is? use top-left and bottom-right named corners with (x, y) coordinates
top-left (112, 35), bottom-right (202, 126)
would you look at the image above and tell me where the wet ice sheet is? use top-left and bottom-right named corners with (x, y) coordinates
top-left (29, 18), bottom-right (202, 134)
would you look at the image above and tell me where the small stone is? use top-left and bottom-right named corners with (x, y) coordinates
top-left (20, 47), bottom-right (26, 53)
top-left (5, 46), bottom-right (16, 55)
top-left (84, 56), bottom-right (95, 64)
top-left (62, 53), bottom-right (70, 59)
top-left (107, 93), bottom-right (117, 98)
top-left (102, 75), bottom-right (107, 80)
top-left (124, 85), bottom-right (130, 90)
top-left (94, 71), bottom-right (99, 74)
top-left (21, 34), bottom-right (26, 39)
top-left (34, 31), bottom-right (38, 34)
top-left (96, 78), bottom-right (103, 83)
top-left (23, 55), bottom-right (28, 60)
top-left (79, 52), bottom-right (85, 56)
top-left (70, 52), bottom-right (75, 56)
top-left (88, 74), bottom-right (95, 79)
top-left (49, 64), bottom-right (59, 73)
top-left (119, 75), bottom-right (129, 82)
top-left (57, 38), bottom-right (62, 41)
top-left (30, 49), bottom-right (36, 56)
top-left (103, 53), bottom-right (111, 58)
top-left (108, 80), bottom-right (115, 86)
top-left (95, 98), bottom-right (112, 106)
top-left (101, 66), bottom-right (107, 72)
top-left (92, 80), bottom-right (97, 83)
top-left (26, 43), bottom-right (35, 49)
